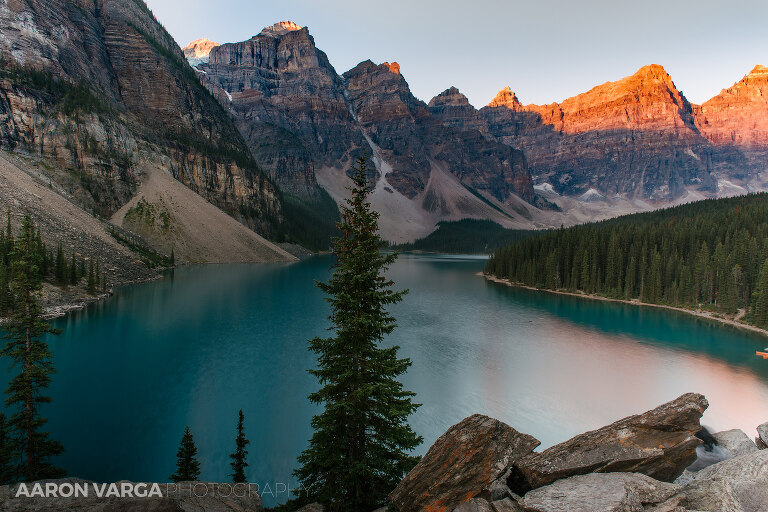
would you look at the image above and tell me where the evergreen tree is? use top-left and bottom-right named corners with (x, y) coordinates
top-left (170, 426), bottom-right (200, 482)
top-left (54, 244), bottom-right (65, 285)
top-left (0, 412), bottom-right (14, 485)
top-left (229, 410), bottom-right (249, 483)
top-left (295, 156), bottom-right (422, 511)
top-left (2, 215), bottom-right (65, 482)
top-left (0, 258), bottom-right (10, 314)
top-left (753, 260), bottom-right (768, 326)
top-left (170, 247), bottom-right (175, 267)
top-left (95, 259), bottom-right (100, 289)
top-left (87, 259), bottom-right (95, 294)
top-left (69, 252), bottom-right (77, 285)
top-left (79, 257), bottom-right (86, 281)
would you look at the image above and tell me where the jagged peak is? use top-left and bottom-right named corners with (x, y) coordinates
top-left (488, 86), bottom-right (523, 109)
top-left (258, 21), bottom-right (303, 37)
top-left (182, 38), bottom-right (220, 59)
top-left (634, 63), bottom-right (670, 79)
top-left (428, 86), bottom-right (471, 107)
top-left (747, 65), bottom-right (768, 77)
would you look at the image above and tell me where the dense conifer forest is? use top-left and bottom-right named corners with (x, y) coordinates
top-left (398, 219), bottom-right (536, 254)
top-left (485, 193), bottom-right (768, 327)
top-left (0, 214), bottom-right (107, 317)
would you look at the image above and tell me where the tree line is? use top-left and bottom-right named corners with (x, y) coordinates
top-left (485, 193), bottom-right (768, 326)
top-left (0, 213), bottom-right (109, 316)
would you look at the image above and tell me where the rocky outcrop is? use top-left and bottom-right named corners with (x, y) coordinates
top-left (389, 414), bottom-right (540, 512)
top-left (386, 396), bottom-right (767, 512)
top-left (507, 393), bottom-right (708, 494)
top-left (519, 472), bottom-right (679, 512)
top-left (479, 65), bottom-right (716, 200)
top-left (0, 0), bottom-right (283, 240)
top-left (0, 480), bottom-right (262, 511)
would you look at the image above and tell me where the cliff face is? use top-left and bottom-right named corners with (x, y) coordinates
top-left (696, 65), bottom-right (768, 147)
top-left (0, 0), bottom-right (282, 234)
top-left (200, 23), bottom-right (366, 195)
top-left (693, 65), bottom-right (768, 183)
top-left (479, 65), bottom-right (716, 200)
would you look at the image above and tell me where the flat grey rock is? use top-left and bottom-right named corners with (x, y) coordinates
top-left (519, 472), bottom-right (679, 512)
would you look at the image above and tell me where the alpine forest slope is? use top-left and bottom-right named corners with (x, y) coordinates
top-left (191, 22), bottom-right (538, 243)
top-left (0, 0), bottom-right (295, 263)
top-left (485, 193), bottom-right (768, 328)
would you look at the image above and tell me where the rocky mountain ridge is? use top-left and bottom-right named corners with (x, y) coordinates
top-left (194, 22), bottom-right (537, 242)
top-left (187, 22), bottom-right (768, 239)
top-left (472, 63), bottom-right (765, 203)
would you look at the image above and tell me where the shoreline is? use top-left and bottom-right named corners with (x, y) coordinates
top-left (481, 272), bottom-right (768, 340)
top-left (1, 274), bottom-right (165, 325)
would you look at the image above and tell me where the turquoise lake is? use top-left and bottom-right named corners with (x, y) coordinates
top-left (6, 254), bottom-right (768, 506)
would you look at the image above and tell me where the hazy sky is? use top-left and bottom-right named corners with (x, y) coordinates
top-left (145, 0), bottom-right (767, 107)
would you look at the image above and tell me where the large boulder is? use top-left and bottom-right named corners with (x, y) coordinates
top-left (713, 429), bottom-right (758, 457)
top-left (389, 414), bottom-right (540, 512)
top-left (508, 393), bottom-right (708, 494)
top-left (656, 449), bottom-right (768, 511)
top-left (519, 473), bottom-right (679, 512)
top-left (0, 480), bottom-right (262, 511)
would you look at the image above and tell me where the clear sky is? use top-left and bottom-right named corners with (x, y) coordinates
top-left (145, 0), bottom-right (768, 107)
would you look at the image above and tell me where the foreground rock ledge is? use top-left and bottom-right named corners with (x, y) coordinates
top-left (389, 414), bottom-right (540, 512)
top-left (507, 393), bottom-right (708, 494)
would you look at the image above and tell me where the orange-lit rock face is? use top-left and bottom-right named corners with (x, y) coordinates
top-left (488, 86), bottom-right (524, 110)
top-left (382, 61), bottom-right (401, 74)
top-left (520, 64), bottom-right (699, 136)
top-left (182, 38), bottom-right (220, 59)
top-left (695, 65), bottom-right (768, 147)
top-left (478, 64), bottom-right (714, 200)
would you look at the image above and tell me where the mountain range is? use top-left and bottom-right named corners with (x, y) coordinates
top-left (0, 0), bottom-right (766, 261)
top-left (186, 24), bottom-right (768, 240)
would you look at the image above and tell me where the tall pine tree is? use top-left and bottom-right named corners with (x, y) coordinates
top-left (295, 156), bottom-right (422, 511)
top-left (2, 215), bottom-right (64, 482)
top-left (229, 410), bottom-right (249, 483)
top-left (0, 412), bottom-right (15, 485)
top-left (170, 426), bottom-right (201, 482)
